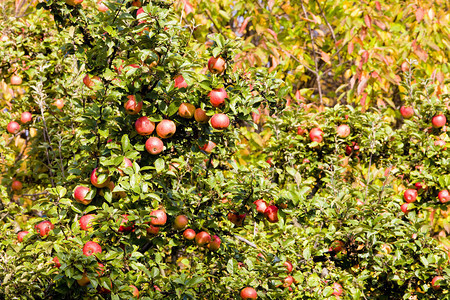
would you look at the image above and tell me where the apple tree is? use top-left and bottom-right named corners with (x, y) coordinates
top-left (1, 0), bottom-right (450, 299)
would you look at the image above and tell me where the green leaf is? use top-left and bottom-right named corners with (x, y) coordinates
top-left (303, 246), bottom-right (311, 260)
top-left (122, 134), bottom-right (131, 152)
top-left (155, 158), bottom-right (165, 173)
top-left (227, 258), bottom-right (237, 275)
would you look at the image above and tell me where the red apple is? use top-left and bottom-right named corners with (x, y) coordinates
top-left (79, 214), bottom-right (95, 231)
top-left (283, 276), bottom-right (294, 287)
top-left (200, 141), bottom-right (216, 153)
top-left (438, 190), bottom-right (450, 203)
top-left (401, 203), bottom-right (409, 214)
top-left (97, 282), bottom-right (111, 294)
top-left (309, 127), bottom-right (323, 143)
top-left (254, 199), bottom-right (268, 214)
top-left (208, 56), bottom-right (226, 74)
top-left (73, 186), bottom-right (91, 205)
top-left (83, 74), bottom-right (93, 88)
top-left (297, 126), bottom-right (308, 136)
top-left (336, 124), bottom-right (350, 138)
top-left (240, 287), bottom-right (257, 300)
top-left (97, 0), bottom-right (108, 12)
top-left (77, 273), bottom-right (90, 286)
top-left (83, 74), bottom-right (101, 89)
top-left (210, 113), bottom-right (230, 130)
top-left (403, 189), bottom-right (418, 203)
top-left (207, 235), bottom-right (221, 251)
top-left (11, 180), bottom-right (22, 191)
top-left (284, 261), bottom-right (293, 273)
top-left (7, 121), bottom-right (20, 134)
top-left (415, 182), bottom-right (425, 191)
top-left (53, 99), bottom-right (65, 110)
top-left (146, 224), bottom-right (160, 235)
top-left (173, 215), bottom-right (188, 230)
top-left (156, 120), bottom-right (176, 139)
top-left (227, 212), bottom-right (246, 226)
top-left (17, 231), bottom-right (29, 242)
top-left (118, 214), bottom-right (134, 232)
top-left (174, 75), bottom-right (188, 88)
top-left (20, 112), bottom-right (32, 124)
top-left (209, 88), bottom-right (228, 108)
top-left (257, 253), bottom-right (266, 261)
top-left (434, 140), bottom-right (446, 148)
top-left (332, 282), bottom-right (343, 296)
top-left (145, 137), bottom-right (164, 155)
top-left (135, 116), bottom-right (155, 135)
top-left (90, 168), bottom-right (110, 188)
top-left (53, 257), bottom-right (61, 268)
top-left (153, 285), bottom-right (161, 292)
top-left (150, 209), bottom-right (167, 226)
top-left (118, 157), bottom-right (133, 175)
top-left (136, 7), bottom-right (149, 24)
top-left (329, 240), bottom-right (344, 253)
top-left (183, 228), bottom-right (196, 240)
top-left (432, 276), bottom-right (444, 290)
top-left (65, 0), bottom-right (83, 6)
top-left (195, 231), bottom-right (211, 246)
top-left (400, 106), bottom-right (414, 119)
top-left (124, 95), bottom-right (143, 115)
top-left (136, 7), bottom-right (145, 17)
top-left (10, 75), bottom-right (22, 85)
top-left (83, 241), bottom-right (102, 256)
top-left (194, 108), bottom-right (209, 123)
top-left (179, 103), bottom-right (196, 119)
top-left (264, 205), bottom-right (279, 223)
top-left (129, 285), bottom-right (139, 298)
top-left (432, 114), bottom-right (446, 128)
top-left (35, 220), bottom-right (54, 237)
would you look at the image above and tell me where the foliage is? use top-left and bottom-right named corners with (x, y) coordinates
top-left (0, 0), bottom-right (450, 299)
top-left (183, 0), bottom-right (450, 108)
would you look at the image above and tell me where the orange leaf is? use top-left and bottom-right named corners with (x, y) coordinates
top-left (361, 50), bottom-right (369, 64)
top-left (375, 1), bottom-right (381, 11)
top-left (360, 27), bottom-right (367, 41)
top-left (238, 17), bottom-right (251, 35)
top-left (266, 28), bottom-right (278, 41)
top-left (364, 15), bottom-right (372, 28)
top-left (184, 1), bottom-right (194, 15)
top-left (415, 7), bottom-right (425, 22)
top-left (360, 92), bottom-right (368, 109)
top-left (437, 71), bottom-right (445, 84)
top-left (320, 51), bottom-right (331, 64)
top-left (348, 41), bottom-right (354, 55)
top-left (412, 40), bottom-right (428, 62)
top-left (357, 76), bottom-right (369, 95)
top-left (373, 19), bottom-right (386, 30)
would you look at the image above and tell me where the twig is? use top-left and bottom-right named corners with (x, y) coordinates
top-left (234, 234), bottom-right (258, 249)
top-left (300, 0), bottom-right (323, 104)
top-left (205, 9), bottom-right (223, 35)
top-left (314, 0), bottom-right (342, 64)
top-left (364, 121), bottom-right (377, 201)
top-left (377, 164), bottom-right (392, 204)
top-left (22, 191), bottom-right (49, 197)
